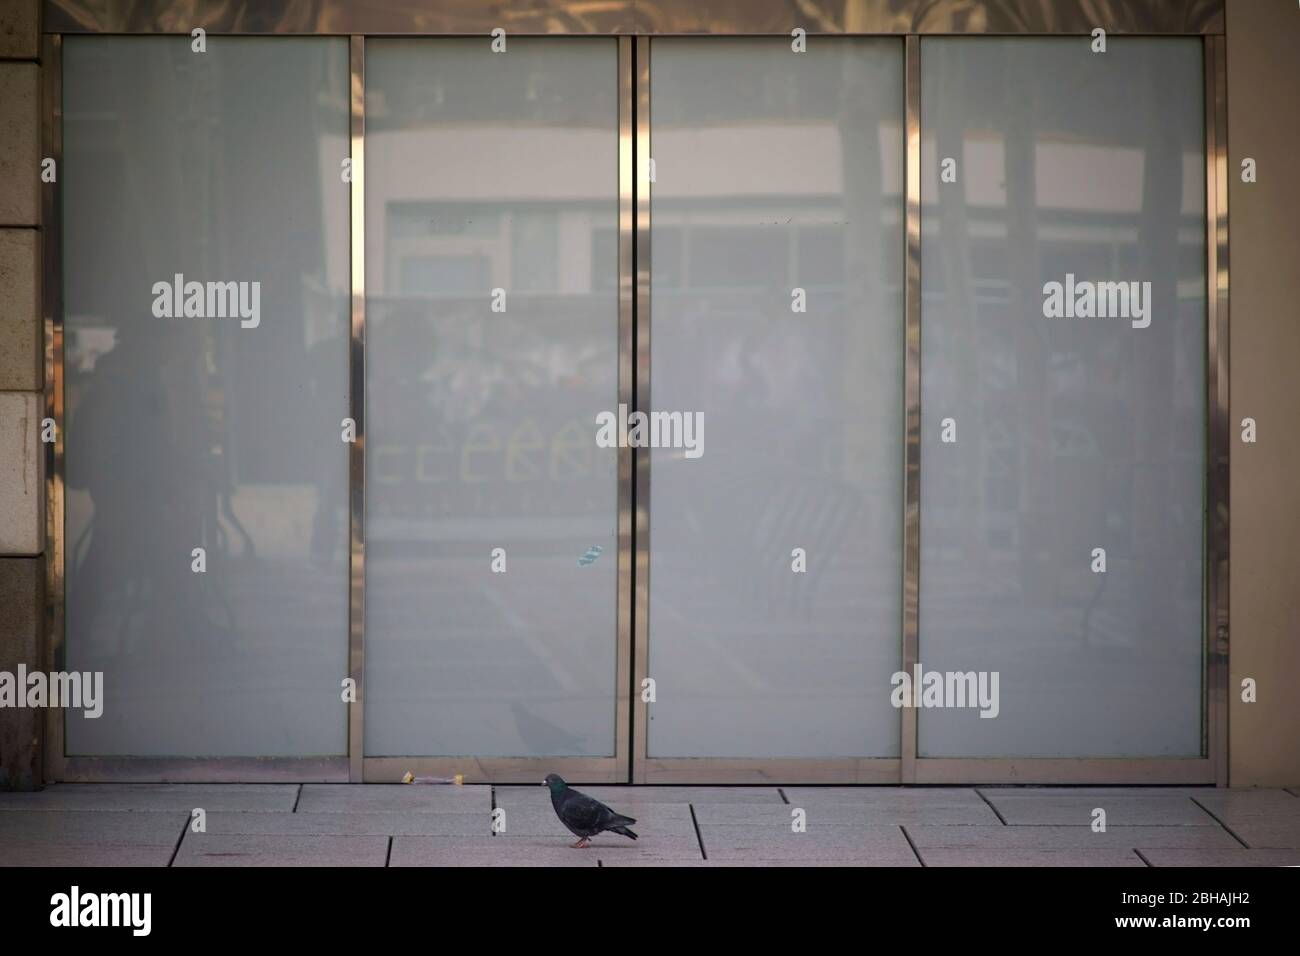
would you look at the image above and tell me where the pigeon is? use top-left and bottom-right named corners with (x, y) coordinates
top-left (544, 773), bottom-right (638, 848)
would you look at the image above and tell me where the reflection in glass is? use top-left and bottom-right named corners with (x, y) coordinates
top-left (364, 40), bottom-right (619, 757)
top-left (63, 38), bottom-right (351, 756)
top-left (918, 39), bottom-right (1205, 757)
top-left (647, 39), bottom-right (904, 758)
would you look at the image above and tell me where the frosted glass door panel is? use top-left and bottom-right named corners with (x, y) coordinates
top-left (918, 38), bottom-right (1205, 757)
top-left (647, 39), bottom-right (904, 758)
top-left (364, 40), bottom-right (620, 757)
top-left (63, 37), bottom-right (351, 756)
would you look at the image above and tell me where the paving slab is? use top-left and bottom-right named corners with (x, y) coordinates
top-left (562, 835), bottom-right (704, 863)
top-left (977, 787), bottom-right (1216, 798)
top-left (705, 845), bottom-right (921, 865)
top-left (600, 857), bottom-right (889, 867)
top-left (783, 787), bottom-right (989, 810)
top-left (0, 810), bottom-right (187, 846)
top-left (492, 786), bottom-right (783, 824)
top-left (919, 848), bottom-right (1145, 867)
top-left (0, 845), bottom-right (175, 867)
top-left (589, 786), bottom-right (784, 804)
top-left (490, 787), bottom-right (696, 819)
top-left (495, 828), bottom-right (701, 850)
top-left (0, 784), bottom-right (298, 812)
top-left (490, 787), bottom-right (558, 811)
top-left (1232, 820), bottom-right (1300, 848)
top-left (589, 842), bottom-right (706, 863)
top-left (390, 836), bottom-right (597, 867)
top-left (490, 802), bottom-right (696, 838)
top-left (697, 800), bottom-right (999, 826)
top-left (1187, 789), bottom-right (1300, 823)
top-left (1141, 848), bottom-right (1300, 867)
top-left (174, 833), bottom-right (388, 867)
top-left (201, 810), bottom-right (493, 837)
top-left (495, 786), bottom-right (783, 806)
top-left (979, 794), bottom-right (1217, 826)
top-left (3, 785), bottom-right (1292, 867)
top-left (904, 825), bottom-right (1242, 850)
top-left (698, 824), bottom-right (918, 863)
top-left (691, 803), bottom-right (848, 827)
top-left (296, 784), bottom-right (489, 814)
top-left (598, 857), bottom-right (713, 867)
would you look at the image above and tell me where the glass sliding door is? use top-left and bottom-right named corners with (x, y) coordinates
top-left (363, 40), bottom-right (622, 765)
top-left (642, 38), bottom-right (905, 771)
top-left (49, 21), bottom-right (1221, 786)
top-left (917, 38), bottom-right (1206, 758)
top-left (62, 37), bottom-right (351, 757)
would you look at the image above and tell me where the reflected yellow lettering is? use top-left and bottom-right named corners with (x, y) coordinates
top-left (461, 424), bottom-right (500, 483)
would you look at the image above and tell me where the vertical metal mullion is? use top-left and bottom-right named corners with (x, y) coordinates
top-left (1204, 35), bottom-right (1230, 788)
top-left (631, 34), bottom-right (652, 784)
top-left (616, 35), bottom-right (634, 783)
top-left (42, 32), bottom-right (66, 784)
top-left (348, 35), bottom-right (366, 783)
top-left (900, 34), bottom-right (922, 784)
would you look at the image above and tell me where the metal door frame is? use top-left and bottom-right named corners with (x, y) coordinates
top-left (41, 0), bottom-right (1228, 785)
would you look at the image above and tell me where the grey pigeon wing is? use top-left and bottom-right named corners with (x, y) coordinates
top-left (559, 790), bottom-right (616, 835)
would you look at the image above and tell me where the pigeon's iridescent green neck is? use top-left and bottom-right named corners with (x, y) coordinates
top-left (544, 774), bottom-right (567, 794)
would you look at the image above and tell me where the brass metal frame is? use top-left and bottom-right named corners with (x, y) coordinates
top-left (44, 1), bottom-right (1224, 36)
top-left (616, 34), bottom-right (637, 785)
top-left (359, 34), bottom-right (635, 786)
top-left (900, 32), bottom-right (921, 786)
top-left (630, 33), bottom-right (906, 785)
top-left (40, 32), bottom-right (65, 786)
top-left (630, 34), bottom-right (652, 782)
top-left (40, 0), bottom-right (1231, 786)
top-left (901, 32), bottom-right (1224, 789)
top-left (48, 33), bottom-right (353, 785)
top-left (348, 34), bottom-right (366, 784)
top-left (911, 760), bottom-right (1213, 788)
top-left (56, 757), bottom-right (348, 784)
top-left (1205, 33), bottom-right (1230, 788)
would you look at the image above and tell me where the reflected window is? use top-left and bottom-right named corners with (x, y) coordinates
top-left (62, 37), bottom-right (351, 757)
top-left (363, 39), bottom-right (620, 758)
top-left (647, 38), bottom-right (905, 759)
top-left (918, 38), bottom-right (1206, 758)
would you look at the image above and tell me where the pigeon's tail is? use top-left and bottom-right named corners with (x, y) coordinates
top-left (606, 813), bottom-right (637, 840)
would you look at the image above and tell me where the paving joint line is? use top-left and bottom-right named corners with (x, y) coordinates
top-left (900, 824), bottom-right (925, 867)
top-left (1189, 796), bottom-right (1250, 848)
top-left (688, 804), bottom-right (708, 861)
top-left (975, 788), bottom-right (1008, 825)
top-left (167, 817), bottom-right (187, 867)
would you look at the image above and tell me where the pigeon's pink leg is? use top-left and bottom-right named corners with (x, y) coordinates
top-left (570, 837), bottom-right (591, 849)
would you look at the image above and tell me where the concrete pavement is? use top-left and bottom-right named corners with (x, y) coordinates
top-left (2, 784), bottom-right (1299, 867)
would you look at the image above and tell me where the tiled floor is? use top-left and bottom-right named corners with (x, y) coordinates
top-left (3, 784), bottom-right (1300, 867)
